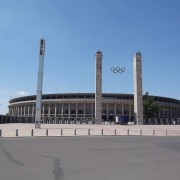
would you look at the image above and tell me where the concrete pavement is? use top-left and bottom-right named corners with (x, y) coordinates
top-left (0, 136), bottom-right (180, 180)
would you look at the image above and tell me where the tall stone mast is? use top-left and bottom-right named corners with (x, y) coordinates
top-left (95, 50), bottom-right (102, 124)
top-left (35, 39), bottom-right (45, 129)
top-left (133, 52), bottom-right (143, 124)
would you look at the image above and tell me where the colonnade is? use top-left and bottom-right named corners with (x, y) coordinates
top-left (9, 102), bottom-right (180, 121)
top-left (9, 102), bottom-right (131, 121)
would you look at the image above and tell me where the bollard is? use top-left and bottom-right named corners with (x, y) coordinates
top-left (0, 129), bottom-right (2, 137)
top-left (140, 129), bottom-right (142, 136)
top-left (31, 129), bottom-right (34, 136)
top-left (115, 129), bottom-right (116, 136)
top-left (74, 129), bottom-right (76, 135)
top-left (127, 129), bottom-right (129, 135)
top-left (101, 129), bottom-right (103, 135)
top-left (88, 129), bottom-right (90, 135)
top-left (61, 129), bottom-right (63, 136)
top-left (165, 129), bottom-right (167, 136)
top-left (16, 129), bottom-right (18, 137)
top-left (153, 129), bottom-right (155, 136)
top-left (46, 129), bottom-right (48, 136)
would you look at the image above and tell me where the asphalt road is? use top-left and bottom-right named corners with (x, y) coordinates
top-left (0, 136), bottom-right (180, 180)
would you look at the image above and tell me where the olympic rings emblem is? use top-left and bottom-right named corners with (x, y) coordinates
top-left (110, 67), bottom-right (126, 73)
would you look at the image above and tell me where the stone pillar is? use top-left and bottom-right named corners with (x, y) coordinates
top-left (13, 107), bottom-right (15, 116)
top-left (13, 107), bottom-right (14, 116)
top-left (10, 107), bottom-right (13, 115)
top-left (83, 103), bottom-right (86, 120)
top-left (11, 108), bottom-right (13, 115)
top-left (32, 105), bottom-right (35, 117)
top-left (129, 103), bottom-right (131, 121)
top-left (68, 103), bottom-right (70, 120)
top-left (121, 104), bottom-right (124, 115)
top-left (24, 106), bottom-right (26, 116)
top-left (133, 52), bottom-right (143, 124)
top-left (8, 107), bottom-right (11, 115)
top-left (14, 107), bottom-right (16, 116)
top-left (18, 106), bottom-right (20, 116)
top-left (9, 107), bottom-right (11, 115)
top-left (61, 103), bottom-right (63, 119)
top-left (48, 104), bottom-right (51, 117)
top-left (28, 105), bottom-right (30, 116)
top-left (158, 110), bottom-right (160, 119)
top-left (42, 104), bottom-right (45, 117)
top-left (35, 39), bottom-right (45, 128)
top-left (55, 104), bottom-right (57, 118)
top-left (114, 103), bottom-right (117, 118)
top-left (91, 103), bottom-right (93, 118)
top-left (76, 103), bottom-right (78, 120)
top-left (171, 107), bottom-right (173, 119)
top-left (107, 103), bottom-right (109, 121)
top-left (95, 50), bottom-right (102, 124)
top-left (21, 106), bottom-right (23, 116)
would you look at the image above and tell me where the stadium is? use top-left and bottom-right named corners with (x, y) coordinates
top-left (8, 93), bottom-right (180, 125)
top-left (5, 46), bottom-right (180, 125)
top-left (7, 49), bottom-right (180, 125)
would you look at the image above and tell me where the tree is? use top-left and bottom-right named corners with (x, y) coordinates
top-left (130, 92), bottom-right (163, 120)
top-left (143, 91), bottom-right (162, 118)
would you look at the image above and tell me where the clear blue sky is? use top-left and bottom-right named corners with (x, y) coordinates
top-left (0, 0), bottom-right (180, 114)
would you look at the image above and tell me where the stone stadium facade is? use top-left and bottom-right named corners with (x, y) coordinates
top-left (8, 93), bottom-right (180, 124)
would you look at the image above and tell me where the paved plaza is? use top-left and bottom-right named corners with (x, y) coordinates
top-left (0, 136), bottom-right (180, 180)
top-left (0, 123), bottom-right (180, 137)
